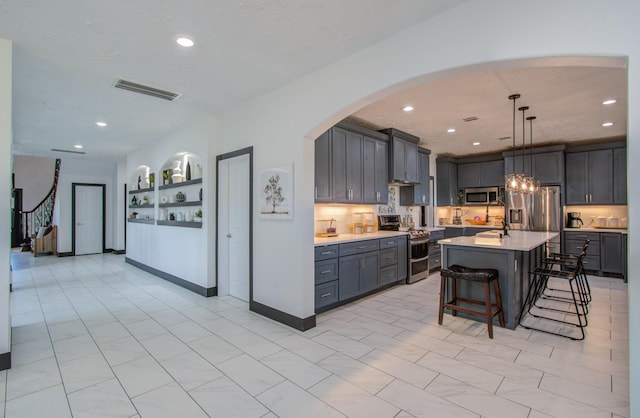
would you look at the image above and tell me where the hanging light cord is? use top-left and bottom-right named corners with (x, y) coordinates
top-left (508, 94), bottom-right (520, 171)
top-left (527, 115), bottom-right (536, 177)
top-left (519, 105), bottom-right (529, 174)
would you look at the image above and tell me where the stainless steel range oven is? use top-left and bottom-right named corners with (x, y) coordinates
top-left (407, 229), bottom-right (430, 283)
top-left (378, 215), bottom-right (430, 284)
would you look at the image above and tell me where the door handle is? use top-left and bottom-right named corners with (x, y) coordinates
top-left (226, 233), bottom-right (232, 238)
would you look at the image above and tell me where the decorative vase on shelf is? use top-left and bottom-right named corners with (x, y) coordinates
top-left (185, 161), bottom-right (191, 181)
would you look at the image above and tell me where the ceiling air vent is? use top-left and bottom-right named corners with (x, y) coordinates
top-left (463, 116), bottom-right (478, 122)
top-left (113, 79), bottom-right (180, 101)
top-left (51, 148), bottom-right (86, 155)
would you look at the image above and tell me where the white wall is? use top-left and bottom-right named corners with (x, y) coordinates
top-left (1, 39), bottom-right (13, 360)
top-left (55, 157), bottom-right (118, 253)
top-left (12, 155), bottom-right (57, 210)
top-left (218, 0), bottom-right (639, 410)
top-left (125, 114), bottom-right (217, 289)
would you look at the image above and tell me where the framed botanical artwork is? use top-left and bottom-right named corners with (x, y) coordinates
top-left (259, 163), bottom-right (293, 220)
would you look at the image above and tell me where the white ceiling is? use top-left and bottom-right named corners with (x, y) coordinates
top-left (348, 64), bottom-right (628, 157)
top-left (1, 1), bottom-right (628, 162)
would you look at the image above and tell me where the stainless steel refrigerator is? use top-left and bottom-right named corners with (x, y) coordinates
top-left (506, 186), bottom-right (562, 254)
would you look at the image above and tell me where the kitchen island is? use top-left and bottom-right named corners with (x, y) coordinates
top-left (439, 230), bottom-right (559, 330)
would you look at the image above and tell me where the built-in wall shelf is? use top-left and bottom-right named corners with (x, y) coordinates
top-left (128, 218), bottom-right (154, 224)
top-left (159, 178), bottom-right (202, 190)
top-left (158, 201), bottom-right (201, 208)
top-left (129, 186), bottom-right (154, 194)
top-left (129, 204), bottom-right (154, 209)
top-left (156, 220), bottom-right (203, 228)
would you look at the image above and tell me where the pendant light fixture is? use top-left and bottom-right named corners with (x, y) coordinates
top-left (519, 105), bottom-right (531, 192)
top-left (505, 94), bottom-right (525, 192)
top-left (527, 115), bottom-right (540, 193)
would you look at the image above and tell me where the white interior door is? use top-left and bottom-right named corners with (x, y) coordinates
top-left (218, 154), bottom-right (250, 301)
top-left (75, 185), bottom-right (103, 255)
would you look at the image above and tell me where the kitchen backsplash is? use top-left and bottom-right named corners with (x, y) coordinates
top-left (314, 186), bottom-right (424, 234)
top-left (565, 205), bottom-right (628, 228)
top-left (436, 205), bottom-right (506, 226)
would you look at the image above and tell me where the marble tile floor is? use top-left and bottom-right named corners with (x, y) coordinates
top-left (3, 252), bottom-right (629, 417)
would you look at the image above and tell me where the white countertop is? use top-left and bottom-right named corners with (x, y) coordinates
top-left (565, 227), bottom-right (628, 234)
top-left (314, 230), bottom-right (407, 246)
top-left (439, 230), bottom-right (559, 252)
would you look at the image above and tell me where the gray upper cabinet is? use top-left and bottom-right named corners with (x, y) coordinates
top-left (314, 130), bottom-right (332, 202)
top-left (613, 147), bottom-right (627, 204)
top-left (400, 148), bottom-right (431, 206)
top-left (504, 148), bottom-right (564, 185)
top-left (380, 128), bottom-right (420, 184)
top-left (457, 160), bottom-right (503, 188)
top-left (566, 149), bottom-right (614, 205)
top-left (532, 152), bottom-right (564, 185)
top-left (565, 152), bottom-right (588, 204)
top-left (363, 137), bottom-right (389, 204)
top-left (332, 127), bottom-right (363, 203)
top-left (314, 122), bottom-right (389, 204)
top-left (457, 162), bottom-right (482, 188)
top-left (436, 158), bottom-right (459, 206)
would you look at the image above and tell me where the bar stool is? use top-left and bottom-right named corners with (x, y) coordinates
top-left (438, 265), bottom-right (505, 338)
top-left (543, 239), bottom-right (591, 305)
top-left (519, 251), bottom-right (587, 340)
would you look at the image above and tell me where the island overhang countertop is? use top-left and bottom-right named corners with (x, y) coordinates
top-left (439, 230), bottom-right (559, 252)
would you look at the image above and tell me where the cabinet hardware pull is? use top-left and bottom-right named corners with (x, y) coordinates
top-left (321, 251), bottom-right (333, 255)
top-left (315, 187), bottom-right (318, 200)
top-left (320, 270), bottom-right (331, 274)
top-left (514, 259), bottom-right (518, 272)
top-left (320, 293), bottom-right (331, 298)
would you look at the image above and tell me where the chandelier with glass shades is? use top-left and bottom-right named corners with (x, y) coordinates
top-left (504, 94), bottom-right (539, 193)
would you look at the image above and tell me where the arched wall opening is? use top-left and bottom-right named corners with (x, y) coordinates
top-left (304, 55), bottom-right (628, 142)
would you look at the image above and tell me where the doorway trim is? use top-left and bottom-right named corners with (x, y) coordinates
top-left (216, 146), bottom-right (254, 302)
top-left (71, 183), bottom-right (106, 256)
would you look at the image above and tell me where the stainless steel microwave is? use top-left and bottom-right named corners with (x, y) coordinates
top-left (464, 187), bottom-right (500, 205)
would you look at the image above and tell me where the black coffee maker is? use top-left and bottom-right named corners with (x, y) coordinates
top-left (567, 212), bottom-right (583, 228)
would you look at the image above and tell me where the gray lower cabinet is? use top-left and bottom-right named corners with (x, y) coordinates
top-left (314, 245), bottom-right (340, 311)
top-left (315, 236), bottom-right (407, 312)
top-left (397, 236), bottom-right (408, 281)
top-left (339, 251), bottom-right (378, 300)
top-left (600, 233), bottom-right (624, 275)
top-left (564, 231), bottom-right (601, 271)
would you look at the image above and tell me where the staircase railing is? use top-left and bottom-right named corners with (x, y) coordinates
top-left (21, 159), bottom-right (62, 251)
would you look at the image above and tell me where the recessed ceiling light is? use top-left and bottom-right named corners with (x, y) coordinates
top-left (447, 128), bottom-right (456, 133)
top-left (472, 142), bottom-right (480, 146)
top-left (602, 99), bottom-right (617, 105)
top-left (402, 105), bottom-right (414, 112)
top-left (74, 144), bottom-right (83, 149)
top-left (176, 37), bottom-right (194, 47)
top-left (602, 122), bottom-right (614, 127)
top-left (96, 121), bottom-right (107, 127)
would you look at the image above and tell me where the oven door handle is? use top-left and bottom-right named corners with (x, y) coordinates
top-left (411, 255), bottom-right (429, 263)
top-left (410, 239), bottom-right (430, 245)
